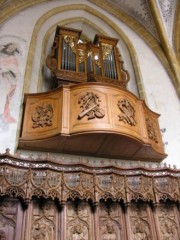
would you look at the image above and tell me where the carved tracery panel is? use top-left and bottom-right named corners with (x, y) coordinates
top-left (99, 202), bottom-right (126, 240)
top-left (128, 204), bottom-right (154, 240)
top-left (30, 200), bottom-right (58, 240)
top-left (66, 201), bottom-right (93, 240)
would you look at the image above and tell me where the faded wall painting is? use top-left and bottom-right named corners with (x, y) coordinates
top-left (0, 35), bottom-right (26, 150)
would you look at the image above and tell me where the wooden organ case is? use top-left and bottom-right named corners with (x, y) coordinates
top-left (19, 26), bottom-right (166, 162)
top-left (2, 27), bottom-right (180, 240)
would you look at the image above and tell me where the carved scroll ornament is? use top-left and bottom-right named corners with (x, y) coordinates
top-left (117, 99), bottom-right (136, 126)
top-left (78, 92), bottom-right (105, 120)
top-left (31, 103), bottom-right (53, 128)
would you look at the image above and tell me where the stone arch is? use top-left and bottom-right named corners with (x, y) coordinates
top-left (23, 5), bottom-right (147, 98)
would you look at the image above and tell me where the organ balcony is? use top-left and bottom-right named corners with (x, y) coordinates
top-left (19, 27), bottom-right (167, 162)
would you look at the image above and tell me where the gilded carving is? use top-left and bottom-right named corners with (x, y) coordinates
top-left (146, 118), bottom-right (158, 143)
top-left (78, 49), bottom-right (85, 64)
top-left (94, 53), bottom-right (101, 68)
top-left (63, 35), bottom-right (76, 53)
top-left (31, 103), bottom-right (53, 128)
top-left (102, 43), bottom-right (113, 60)
top-left (117, 99), bottom-right (136, 126)
top-left (78, 92), bottom-right (105, 120)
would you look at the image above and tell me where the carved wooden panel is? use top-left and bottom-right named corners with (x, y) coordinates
top-left (0, 198), bottom-right (22, 240)
top-left (127, 203), bottom-right (158, 239)
top-left (66, 201), bottom-right (93, 240)
top-left (99, 202), bottom-right (127, 239)
top-left (154, 177), bottom-right (180, 202)
top-left (95, 174), bottom-right (125, 202)
top-left (28, 200), bottom-right (59, 240)
top-left (63, 173), bottom-right (94, 202)
top-left (21, 90), bottom-right (63, 140)
top-left (155, 204), bottom-right (180, 240)
top-left (70, 88), bottom-right (109, 131)
top-left (126, 176), bottom-right (154, 203)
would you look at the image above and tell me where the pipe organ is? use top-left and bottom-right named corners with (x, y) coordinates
top-left (46, 26), bottom-right (129, 87)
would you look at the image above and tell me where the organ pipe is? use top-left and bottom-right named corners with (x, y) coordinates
top-left (46, 26), bottom-right (129, 87)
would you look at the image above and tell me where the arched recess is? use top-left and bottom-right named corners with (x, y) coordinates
top-left (16, 4), bottom-right (150, 150)
top-left (37, 18), bottom-right (106, 92)
top-left (23, 5), bottom-right (147, 99)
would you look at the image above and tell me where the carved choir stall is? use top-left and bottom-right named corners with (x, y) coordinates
top-left (0, 150), bottom-right (180, 240)
top-left (1, 27), bottom-right (175, 240)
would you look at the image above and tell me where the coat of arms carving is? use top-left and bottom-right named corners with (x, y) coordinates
top-left (78, 92), bottom-right (105, 120)
top-left (31, 103), bottom-right (53, 128)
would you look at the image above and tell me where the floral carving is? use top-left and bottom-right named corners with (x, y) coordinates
top-left (78, 92), bottom-right (105, 120)
top-left (31, 103), bottom-right (53, 128)
top-left (117, 99), bottom-right (136, 126)
top-left (146, 118), bottom-right (158, 143)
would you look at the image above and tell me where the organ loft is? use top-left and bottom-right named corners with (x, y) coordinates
top-left (0, 26), bottom-right (180, 240)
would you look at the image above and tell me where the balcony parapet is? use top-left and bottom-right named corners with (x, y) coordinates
top-left (19, 82), bottom-right (167, 162)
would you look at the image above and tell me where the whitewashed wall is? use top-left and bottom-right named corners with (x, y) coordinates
top-left (0, 1), bottom-right (179, 167)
